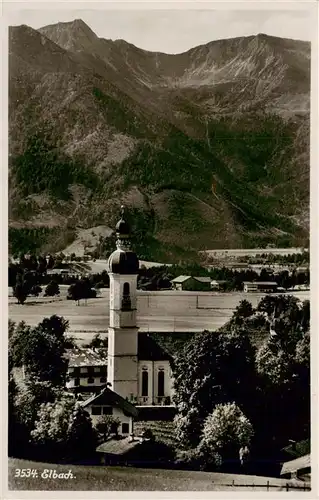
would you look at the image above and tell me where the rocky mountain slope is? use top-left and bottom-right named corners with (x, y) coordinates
top-left (9, 20), bottom-right (310, 261)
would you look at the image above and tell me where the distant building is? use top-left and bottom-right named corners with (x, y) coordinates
top-left (65, 348), bottom-right (108, 392)
top-left (243, 281), bottom-right (278, 293)
top-left (210, 280), bottom-right (228, 291)
top-left (171, 275), bottom-right (211, 291)
top-left (280, 454), bottom-right (311, 481)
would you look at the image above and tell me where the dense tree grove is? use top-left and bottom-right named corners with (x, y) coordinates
top-left (8, 315), bottom-right (98, 461)
top-left (172, 294), bottom-right (310, 473)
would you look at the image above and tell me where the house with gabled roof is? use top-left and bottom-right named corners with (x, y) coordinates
top-left (80, 386), bottom-right (138, 436)
top-left (171, 275), bottom-right (211, 291)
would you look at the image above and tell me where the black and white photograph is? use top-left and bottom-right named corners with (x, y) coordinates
top-left (3, 0), bottom-right (317, 495)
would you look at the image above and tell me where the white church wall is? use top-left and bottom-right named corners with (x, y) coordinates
top-left (107, 355), bottom-right (138, 400)
top-left (108, 328), bottom-right (138, 355)
top-left (137, 360), bottom-right (174, 405)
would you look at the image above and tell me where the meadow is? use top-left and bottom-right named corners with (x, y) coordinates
top-left (8, 458), bottom-right (310, 491)
top-left (9, 287), bottom-right (309, 345)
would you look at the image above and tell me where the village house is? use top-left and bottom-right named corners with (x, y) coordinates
top-left (171, 275), bottom-right (211, 291)
top-left (210, 280), bottom-right (228, 291)
top-left (280, 454), bottom-right (311, 481)
top-left (65, 347), bottom-right (108, 392)
top-left (79, 386), bottom-right (138, 435)
top-left (242, 281), bottom-right (278, 293)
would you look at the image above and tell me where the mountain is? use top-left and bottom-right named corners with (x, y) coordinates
top-left (9, 20), bottom-right (310, 261)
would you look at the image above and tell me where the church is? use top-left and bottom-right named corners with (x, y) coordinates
top-left (66, 207), bottom-right (181, 434)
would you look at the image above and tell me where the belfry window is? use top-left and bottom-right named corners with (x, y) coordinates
top-left (142, 368), bottom-right (148, 397)
top-left (158, 368), bottom-right (165, 397)
top-left (122, 282), bottom-right (131, 310)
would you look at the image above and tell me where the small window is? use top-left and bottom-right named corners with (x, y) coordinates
top-left (158, 369), bottom-right (165, 397)
top-left (142, 369), bottom-right (148, 397)
top-left (122, 423), bottom-right (129, 434)
top-left (88, 377), bottom-right (94, 384)
top-left (122, 282), bottom-right (131, 309)
top-left (100, 376), bottom-right (106, 383)
top-left (92, 406), bottom-right (102, 415)
top-left (102, 406), bottom-right (113, 415)
top-left (80, 367), bottom-right (88, 374)
top-left (74, 378), bottom-right (80, 386)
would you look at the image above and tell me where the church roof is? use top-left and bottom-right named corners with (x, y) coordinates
top-left (65, 333), bottom-right (196, 365)
top-left (107, 249), bottom-right (139, 275)
top-left (138, 332), bottom-right (196, 361)
top-left (80, 386), bottom-right (139, 417)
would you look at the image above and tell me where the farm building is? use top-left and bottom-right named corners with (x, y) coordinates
top-left (80, 386), bottom-right (138, 436)
top-left (280, 454), bottom-right (311, 481)
top-left (171, 275), bottom-right (211, 291)
top-left (65, 348), bottom-right (108, 392)
top-left (210, 280), bottom-right (228, 291)
top-left (242, 281), bottom-right (278, 293)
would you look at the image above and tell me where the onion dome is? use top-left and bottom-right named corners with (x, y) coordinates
top-left (107, 206), bottom-right (139, 275)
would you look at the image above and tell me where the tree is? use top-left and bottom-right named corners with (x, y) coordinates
top-left (199, 403), bottom-right (254, 464)
top-left (67, 279), bottom-right (96, 305)
top-left (9, 315), bottom-right (69, 386)
top-left (67, 404), bottom-right (97, 458)
top-left (30, 285), bottom-right (42, 297)
top-left (44, 280), bottom-right (60, 297)
top-left (84, 333), bottom-right (108, 348)
top-left (12, 273), bottom-right (30, 304)
top-left (95, 415), bottom-right (120, 440)
top-left (172, 329), bottom-right (256, 447)
top-left (30, 397), bottom-right (74, 459)
top-left (231, 299), bottom-right (255, 326)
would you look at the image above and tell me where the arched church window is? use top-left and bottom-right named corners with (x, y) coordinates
top-left (142, 367), bottom-right (148, 397)
top-left (158, 368), bottom-right (165, 397)
top-left (122, 282), bottom-right (131, 310)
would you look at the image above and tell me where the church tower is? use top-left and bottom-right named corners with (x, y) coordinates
top-left (107, 206), bottom-right (139, 402)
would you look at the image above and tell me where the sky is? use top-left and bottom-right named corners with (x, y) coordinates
top-left (4, 3), bottom-right (315, 54)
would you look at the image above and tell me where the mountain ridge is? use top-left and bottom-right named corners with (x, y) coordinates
top-left (9, 20), bottom-right (310, 261)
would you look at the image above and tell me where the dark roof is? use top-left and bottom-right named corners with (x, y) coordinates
top-left (80, 387), bottom-right (138, 417)
top-left (138, 332), bottom-right (196, 361)
top-left (281, 454), bottom-right (311, 475)
top-left (107, 249), bottom-right (139, 274)
top-left (193, 277), bottom-right (211, 283)
top-left (96, 437), bottom-right (140, 455)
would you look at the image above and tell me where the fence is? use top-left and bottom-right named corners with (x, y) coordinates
top-left (216, 480), bottom-right (311, 491)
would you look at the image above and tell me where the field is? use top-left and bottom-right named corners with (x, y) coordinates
top-left (9, 288), bottom-right (309, 345)
top-left (7, 458), bottom-right (310, 491)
